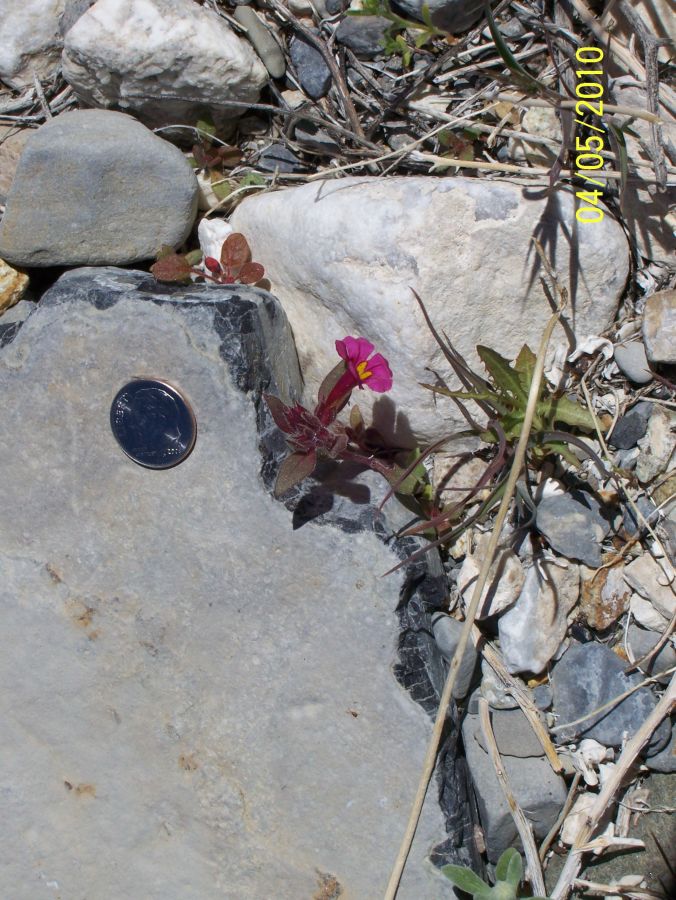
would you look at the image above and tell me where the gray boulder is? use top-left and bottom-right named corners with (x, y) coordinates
top-left (0, 110), bottom-right (198, 267)
top-left (0, 267), bottom-right (472, 898)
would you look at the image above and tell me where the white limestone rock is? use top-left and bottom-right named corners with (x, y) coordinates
top-left (230, 176), bottom-right (629, 444)
top-left (62, 0), bottom-right (269, 132)
top-left (498, 560), bottom-right (581, 675)
top-left (0, 0), bottom-right (65, 89)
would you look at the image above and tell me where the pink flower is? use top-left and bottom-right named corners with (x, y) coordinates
top-left (335, 336), bottom-right (393, 393)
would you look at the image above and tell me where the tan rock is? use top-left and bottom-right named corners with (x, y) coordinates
top-left (580, 563), bottom-right (631, 630)
top-left (0, 258), bottom-right (29, 314)
top-left (642, 289), bottom-right (676, 365)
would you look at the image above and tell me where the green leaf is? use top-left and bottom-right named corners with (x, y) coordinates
top-left (238, 172), bottom-right (267, 188)
top-left (540, 394), bottom-right (597, 431)
top-left (184, 249), bottom-right (203, 266)
top-left (495, 848), bottom-right (522, 888)
top-left (513, 344), bottom-right (536, 389)
top-left (211, 180), bottom-right (232, 201)
top-left (195, 115), bottom-right (216, 138)
top-left (440, 864), bottom-right (490, 893)
top-left (477, 346), bottom-right (528, 402)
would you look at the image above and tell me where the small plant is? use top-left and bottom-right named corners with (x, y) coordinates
top-left (150, 233), bottom-right (265, 286)
top-left (265, 337), bottom-right (433, 505)
top-left (441, 847), bottom-right (550, 899)
top-left (378, 291), bottom-right (605, 565)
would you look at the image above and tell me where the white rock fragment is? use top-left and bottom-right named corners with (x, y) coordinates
top-left (630, 594), bottom-right (669, 631)
top-left (635, 405), bottom-right (676, 483)
top-left (197, 217), bottom-right (233, 263)
top-left (457, 533), bottom-right (525, 619)
top-left (0, 0), bottom-right (65, 89)
top-left (498, 559), bottom-right (580, 674)
top-left (624, 554), bottom-right (676, 621)
top-left (62, 0), bottom-right (269, 132)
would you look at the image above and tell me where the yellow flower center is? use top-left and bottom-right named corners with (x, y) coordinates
top-left (356, 360), bottom-right (372, 381)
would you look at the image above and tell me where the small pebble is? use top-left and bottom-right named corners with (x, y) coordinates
top-left (608, 401), bottom-right (653, 449)
top-left (257, 144), bottom-right (304, 173)
top-left (614, 341), bottom-right (653, 384)
top-left (430, 612), bottom-right (478, 699)
top-left (289, 34), bottom-right (332, 100)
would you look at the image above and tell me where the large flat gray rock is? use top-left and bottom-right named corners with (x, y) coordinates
top-left (0, 269), bottom-right (461, 898)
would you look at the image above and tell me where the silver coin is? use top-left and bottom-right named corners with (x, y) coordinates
top-left (110, 379), bottom-right (196, 469)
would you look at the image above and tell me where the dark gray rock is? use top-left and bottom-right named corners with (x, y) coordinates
top-left (293, 122), bottom-right (340, 155)
top-left (393, 0), bottom-right (485, 33)
top-left (461, 707), bottom-right (567, 862)
top-left (257, 143), bottom-right (304, 173)
top-left (644, 728), bottom-right (676, 773)
top-left (609, 401), bottom-right (653, 449)
top-left (0, 267), bottom-right (476, 895)
top-left (335, 16), bottom-right (391, 58)
top-left (626, 624), bottom-right (676, 686)
top-left (0, 110), bottom-right (198, 267)
top-left (289, 34), bottom-right (332, 100)
top-left (532, 684), bottom-right (553, 710)
top-left (536, 491), bottom-right (610, 567)
top-left (430, 612), bottom-right (478, 700)
top-left (326, 0), bottom-right (350, 12)
top-left (622, 495), bottom-right (660, 537)
top-left (550, 641), bottom-right (671, 751)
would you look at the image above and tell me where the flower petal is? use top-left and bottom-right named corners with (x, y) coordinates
top-left (363, 353), bottom-right (393, 392)
top-left (336, 336), bottom-right (375, 365)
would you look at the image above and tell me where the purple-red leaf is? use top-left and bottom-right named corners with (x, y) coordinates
top-left (221, 233), bottom-right (251, 274)
top-left (264, 394), bottom-right (294, 433)
top-left (237, 261), bottom-right (265, 284)
top-left (150, 252), bottom-right (193, 283)
top-left (274, 450), bottom-right (317, 497)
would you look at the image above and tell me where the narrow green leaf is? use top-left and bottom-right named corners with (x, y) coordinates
top-left (439, 864), bottom-right (490, 893)
top-left (513, 344), bottom-right (536, 388)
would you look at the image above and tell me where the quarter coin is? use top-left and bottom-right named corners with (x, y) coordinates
top-left (110, 379), bottom-right (196, 469)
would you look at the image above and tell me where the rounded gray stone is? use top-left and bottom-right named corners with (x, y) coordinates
top-left (614, 341), bottom-right (653, 384)
top-left (0, 109), bottom-right (198, 266)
